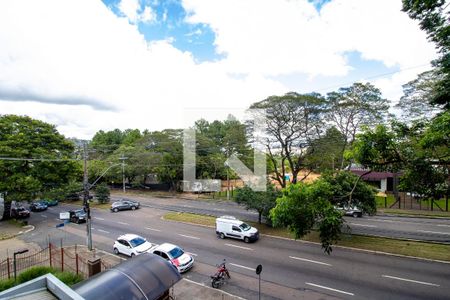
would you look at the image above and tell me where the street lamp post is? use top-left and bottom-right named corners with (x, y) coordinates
top-left (14, 249), bottom-right (29, 281)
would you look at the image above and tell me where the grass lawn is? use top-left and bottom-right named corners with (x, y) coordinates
top-left (163, 212), bottom-right (450, 262)
top-left (379, 208), bottom-right (450, 218)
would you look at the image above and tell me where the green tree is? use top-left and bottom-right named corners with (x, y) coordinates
top-left (0, 115), bottom-right (81, 202)
top-left (326, 82), bottom-right (390, 169)
top-left (402, 0), bottom-right (450, 108)
top-left (235, 184), bottom-right (281, 224)
top-left (95, 183), bottom-right (110, 204)
top-left (251, 92), bottom-right (326, 187)
top-left (305, 127), bottom-right (346, 172)
top-left (270, 180), bottom-right (342, 254)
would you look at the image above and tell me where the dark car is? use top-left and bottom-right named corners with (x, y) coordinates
top-left (42, 199), bottom-right (58, 207)
top-left (11, 206), bottom-right (30, 219)
top-left (110, 200), bottom-right (140, 213)
top-left (29, 201), bottom-right (48, 212)
top-left (69, 209), bottom-right (87, 224)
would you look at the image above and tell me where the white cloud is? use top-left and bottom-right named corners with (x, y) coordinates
top-left (140, 6), bottom-right (156, 23)
top-left (0, 0), bottom-right (438, 138)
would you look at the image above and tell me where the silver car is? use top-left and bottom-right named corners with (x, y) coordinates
top-left (336, 205), bottom-right (363, 218)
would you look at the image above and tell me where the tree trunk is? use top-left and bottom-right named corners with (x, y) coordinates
top-left (258, 211), bottom-right (262, 224)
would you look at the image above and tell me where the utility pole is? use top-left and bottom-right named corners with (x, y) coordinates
top-left (119, 154), bottom-right (128, 193)
top-left (83, 142), bottom-right (93, 251)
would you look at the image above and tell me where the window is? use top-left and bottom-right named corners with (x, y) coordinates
top-left (160, 252), bottom-right (170, 260)
top-left (232, 226), bottom-right (242, 232)
top-left (239, 223), bottom-right (251, 231)
top-left (129, 237), bottom-right (146, 248)
top-left (168, 247), bottom-right (184, 259)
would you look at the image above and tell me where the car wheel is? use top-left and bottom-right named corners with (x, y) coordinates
top-left (219, 233), bottom-right (225, 239)
top-left (113, 248), bottom-right (119, 255)
top-left (352, 212), bottom-right (359, 218)
top-left (113, 208), bottom-right (118, 213)
top-left (131, 206), bottom-right (136, 210)
top-left (244, 237), bottom-right (250, 243)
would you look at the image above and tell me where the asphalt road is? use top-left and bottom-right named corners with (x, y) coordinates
top-left (113, 194), bottom-right (450, 243)
top-left (20, 203), bottom-right (450, 300)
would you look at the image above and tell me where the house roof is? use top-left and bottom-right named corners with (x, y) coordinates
top-left (350, 170), bottom-right (397, 180)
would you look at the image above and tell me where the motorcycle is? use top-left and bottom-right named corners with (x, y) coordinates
top-left (211, 259), bottom-right (230, 288)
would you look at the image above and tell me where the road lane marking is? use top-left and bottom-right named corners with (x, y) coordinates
top-left (417, 230), bottom-right (450, 235)
top-left (178, 234), bottom-right (200, 240)
top-left (349, 223), bottom-right (377, 228)
top-left (289, 256), bottom-right (332, 266)
top-left (117, 221), bottom-right (129, 225)
top-left (230, 263), bottom-right (254, 271)
top-left (224, 243), bottom-right (253, 251)
top-left (98, 229), bottom-right (110, 234)
top-left (41, 215), bottom-right (47, 218)
top-left (189, 253), bottom-right (198, 256)
top-left (94, 217), bottom-right (105, 221)
top-left (305, 282), bottom-right (354, 296)
top-left (381, 275), bottom-right (440, 287)
top-left (437, 224), bottom-right (450, 228)
top-left (145, 227), bottom-right (161, 232)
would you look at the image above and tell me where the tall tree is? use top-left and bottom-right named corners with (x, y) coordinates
top-left (402, 0), bottom-right (450, 108)
top-left (396, 70), bottom-right (444, 122)
top-left (326, 82), bottom-right (390, 169)
top-left (251, 92), bottom-right (325, 188)
top-left (235, 184), bottom-right (281, 224)
top-left (0, 115), bottom-right (81, 202)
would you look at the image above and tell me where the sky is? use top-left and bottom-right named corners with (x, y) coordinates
top-left (0, 0), bottom-right (437, 139)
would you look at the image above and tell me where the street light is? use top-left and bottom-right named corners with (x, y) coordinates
top-left (14, 249), bottom-right (29, 281)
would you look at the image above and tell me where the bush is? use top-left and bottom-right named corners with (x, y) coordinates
top-left (0, 278), bottom-right (16, 292)
top-left (95, 183), bottom-right (110, 204)
top-left (17, 266), bottom-right (54, 283)
top-left (54, 271), bottom-right (83, 286)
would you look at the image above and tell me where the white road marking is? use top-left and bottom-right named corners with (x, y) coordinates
top-left (94, 217), bottom-right (105, 221)
top-left (289, 256), bottom-right (332, 266)
top-left (349, 223), bottom-right (377, 228)
top-left (98, 229), bottom-right (110, 234)
top-left (145, 227), bottom-right (161, 232)
top-left (417, 230), bottom-right (450, 235)
top-left (54, 218), bottom-right (60, 221)
top-left (437, 224), bottom-right (450, 228)
top-left (305, 282), bottom-right (354, 296)
top-left (41, 214), bottom-right (47, 218)
top-left (117, 221), bottom-right (129, 225)
top-left (230, 263), bottom-right (254, 271)
top-left (189, 252), bottom-right (198, 256)
top-left (224, 243), bottom-right (253, 251)
top-left (178, 234), bottom-right (200, 240)
top-left (381, 275), bottom-right (440, 287)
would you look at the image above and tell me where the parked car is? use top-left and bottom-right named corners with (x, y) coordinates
top-left (11, 206), bottom-right (30, 219)
top-left (215, 216), bottom-right (259, 243)
top-left (69, 209), bottom-right (87, 224)
top-left (151, 243), bottom-right (194, 273)
top-left (336, 205), bottom-right (363, 218)
top-left (113, 234), bottom-right (155, 257)
top-left (42, 199), bottom-right (58, 207)
top-left (110, 200), bottom-right (140, 212)
top-left (29, 201), bottom-right (48, 212)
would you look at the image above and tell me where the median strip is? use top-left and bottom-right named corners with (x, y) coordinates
top-left (289, 256), bottom-right (332, 266)
top-left (225, 243), bottom-right (253, 251)
top-left (305, 282), bottom-right (354, 296)
top-left (381, 275), bottom-right (440, 287)
top-left (178, 234), bottom-right (200, 240)
top-left (230, 263), bottom-right (254, 271)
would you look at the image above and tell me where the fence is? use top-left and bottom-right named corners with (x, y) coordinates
top-left (0, 243), bottom-right (119, 281)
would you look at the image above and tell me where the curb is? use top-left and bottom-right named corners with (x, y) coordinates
top-left (0, 225), bottom-right (35, 241)
top-left (376, 213), bottom-right (450, 220)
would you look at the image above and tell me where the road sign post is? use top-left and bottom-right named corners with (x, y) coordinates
top-left (256, 264), bottom-right (262, 300)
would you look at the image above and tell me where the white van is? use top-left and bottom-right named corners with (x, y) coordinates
top-left (215, 216), bottom-right (259, 243)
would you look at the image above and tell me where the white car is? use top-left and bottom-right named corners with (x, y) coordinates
top-left (336, 206), bottom-right (363, 218)
top-left (113, 234), bottom-right (155, 257)
top-left (151, 243), bottom-right (194, 273)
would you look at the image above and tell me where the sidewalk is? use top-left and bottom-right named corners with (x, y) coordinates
top-left (0, 222), bottom-right (40, 259)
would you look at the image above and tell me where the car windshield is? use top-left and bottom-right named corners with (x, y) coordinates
top-left (75, 210), bottom-right (84, 216)
top-left (168, 247), bottom-right (184, 259)
top-left (129, 237), bottom-right (146, 248)
top-left (239, 223), bottom-right (251, 231)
